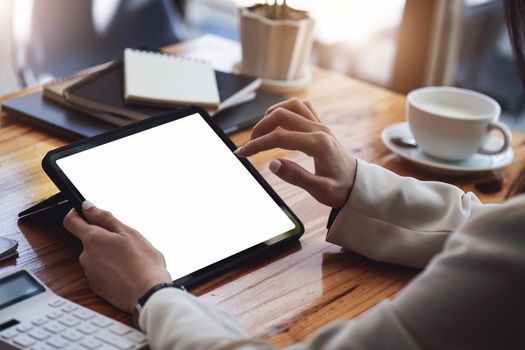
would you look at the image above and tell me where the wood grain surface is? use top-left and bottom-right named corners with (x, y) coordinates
top-left (1, 36), bottom-right (524, 347)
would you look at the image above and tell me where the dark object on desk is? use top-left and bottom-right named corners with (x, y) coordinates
top-left (2, 91), bottom-right (114, 139)
top-left (1, 90), bottom-right (285, 140)
top-left (61, 60), bottom-right (171, 121)
top-left (60, 61), bottom-right (260, 121)
top-left (0, 237), bottom-right (18, 262)
top-left (18, 193), bottom-right (71, 219)
top-left (212, 89), bottom-right (284, 134)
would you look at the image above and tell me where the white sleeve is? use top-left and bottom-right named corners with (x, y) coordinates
top-left (138, 288), bottom-right (248, 350)
top-left (139, 196), bottom-right (525, 350)
top-left (389, 194), bottom-right (525, 348)
top-left (326, 159), bottom-right (496, 268)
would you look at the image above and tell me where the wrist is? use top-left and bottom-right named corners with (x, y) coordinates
top-left (345, 157), bottom-right (358, 200)
top-left (137, 282), bottom-right (176, 307)
top-left (133, 280), bottom-right (185, 331)
top-left (136, 271), bottom-right (172, 304)
top-left (345, 155), bottom-right (357, 185)
top-left (332, 156), bottom-right (358, 208)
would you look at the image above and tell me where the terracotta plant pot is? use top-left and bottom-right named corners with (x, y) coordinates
top-left (238, 4), bottom-right (315, 82)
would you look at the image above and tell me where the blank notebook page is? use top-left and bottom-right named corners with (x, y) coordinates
top-left (124, 48), bottom-right (220, 108)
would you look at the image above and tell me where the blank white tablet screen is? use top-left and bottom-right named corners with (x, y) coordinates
top-left (56, 113), bottom-right (296, 280)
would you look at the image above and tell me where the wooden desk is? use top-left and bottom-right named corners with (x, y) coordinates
top-left (1, 35), bottom-right (524, 347)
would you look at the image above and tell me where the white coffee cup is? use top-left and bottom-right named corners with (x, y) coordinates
top-left (406, 86), bottom-right (512, 161)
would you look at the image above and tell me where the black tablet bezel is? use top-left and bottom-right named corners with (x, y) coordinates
top-left (42, 106), bottom-right (304, 288)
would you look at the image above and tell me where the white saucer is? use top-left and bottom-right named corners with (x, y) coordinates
top-left (381, 122), bottom-right (514, 175)
top-left (233, 62), bottom-right (312, 93)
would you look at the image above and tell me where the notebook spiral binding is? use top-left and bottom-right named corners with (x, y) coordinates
top-left (62, 59), bottom-right (124, 101)
top-left (124, 48), bottom-right (211, 65)
top-left (46, 61), bottom-right (115, 87)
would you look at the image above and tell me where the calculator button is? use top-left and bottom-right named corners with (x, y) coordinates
top-left (65, 345), bottom-right (87, 350)
top-left (98, 346), bottom-right (122, 350)
top-left (49, 299), bottom-right (66, 308)
top-left (46, 336), bottom-right (69, 348)
top-left (29, 328), bottom-right (52, 341)
top-left (76, 323), bottom-right (99, 335)
top-left (59, 316), bottom-right (81, 327)
top-left (73, 309), bottom-right (96, 321)
top-left (14, 334), bottom-right (37, 347)
top-left (95, 331), bottom-right (134, 349)
top-left (61, 304), bottom-right (78, 313)
top-left (61, 329), bottom-right (84, 342)
top-left (1, 328), bottom-right (19, 339)
top-left (91, 317), bottom-right (113, 329)
top-left (33, 317), bottom-right (50, 326)
top-left (79, 338), bottom-right (103, 349)
top-left (31, 343), bottom-right (56, 350)
top-left (17, 323), bottom-right (34, 333)
top-left (127, 332), bottom-right (146, 344)
top-left (47, 311), bottom-right (63, 320)
top-left (44, 322), bottom-right (66, 334)
top-left (108, 324), bottom-right (131, 336)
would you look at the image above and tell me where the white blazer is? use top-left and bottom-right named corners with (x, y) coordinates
top-left (139, 160), bottom-right (525, 349)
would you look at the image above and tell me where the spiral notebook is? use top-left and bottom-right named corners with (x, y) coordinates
top-left (124, 48), bottom-right (221, 108)
top-left (51, 60), bottom-right (260, 122)
top-left (61, 60), bottom-right (170, 121)
top-left (43, 61), bottom-right (133, 126)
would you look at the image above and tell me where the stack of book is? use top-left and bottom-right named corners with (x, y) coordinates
top-left (2, 49), bottom-right (285, 138)
top-left (45, 49), bottom-right (261, 126)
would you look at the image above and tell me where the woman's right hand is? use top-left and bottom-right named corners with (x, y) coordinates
top-left (235, 98), bottom-right (357, 208)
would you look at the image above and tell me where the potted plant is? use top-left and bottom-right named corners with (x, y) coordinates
top-left (238, 1), bottom-right (315, 87)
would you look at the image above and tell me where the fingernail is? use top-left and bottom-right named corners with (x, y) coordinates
top-left (269, 159), bottom-right (282, 174)
top-left (82, 201), bottom-right (95, 211)
top-left (234, 146), bottom-right (244, 155)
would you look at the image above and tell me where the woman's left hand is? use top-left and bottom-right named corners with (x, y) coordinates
top-left (63, 201), bottom-right (172, 313)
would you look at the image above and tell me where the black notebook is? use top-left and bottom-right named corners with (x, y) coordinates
top-left (2, 90), bottom-right (285, 139)
top-left (61, 61), bottom-right (260, 121)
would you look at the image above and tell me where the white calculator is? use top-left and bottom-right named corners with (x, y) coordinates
top-left (0, 269), bottom-right (148, 350)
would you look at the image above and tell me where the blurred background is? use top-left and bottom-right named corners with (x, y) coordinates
top-left (1, 0), bottom-right (524, 131)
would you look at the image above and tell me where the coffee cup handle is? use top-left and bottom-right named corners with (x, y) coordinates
top-left (477, 121), bottom-right (512, 155)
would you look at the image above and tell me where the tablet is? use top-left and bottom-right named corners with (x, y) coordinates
top-left (42, 107), bottom-right (303, 287)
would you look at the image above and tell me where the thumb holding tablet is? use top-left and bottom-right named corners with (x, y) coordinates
top-left (80, 200), bottom-right (136, 233)
top-left (63, 202), bottom-right (172, 313)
